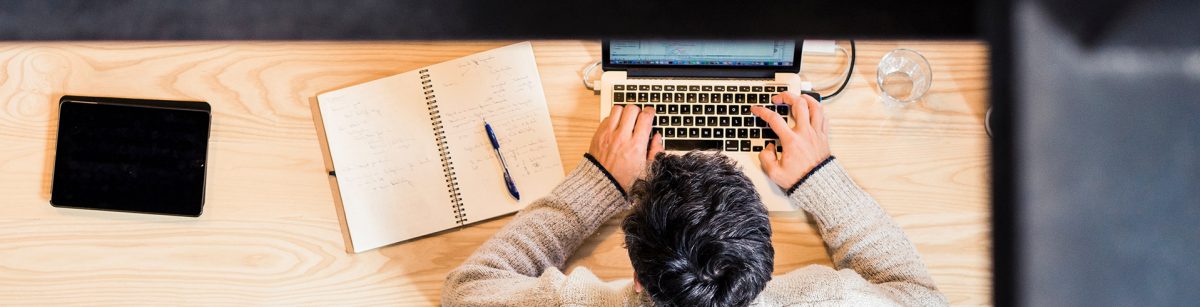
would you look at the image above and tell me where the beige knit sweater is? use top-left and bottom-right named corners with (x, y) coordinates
top-left (442, 157), bottom-right (947, 306)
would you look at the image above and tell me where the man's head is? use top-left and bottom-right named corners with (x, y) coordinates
top-left (623, 152), bottom-right (774, 307)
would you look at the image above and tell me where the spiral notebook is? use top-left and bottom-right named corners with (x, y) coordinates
top-left (315, 42), bottom-right (564, 253)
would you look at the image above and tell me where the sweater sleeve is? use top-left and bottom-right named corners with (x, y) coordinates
top-left (778, 158), bottom-right (948, 306)
top-left (441, 156), bottom-right (630, 306)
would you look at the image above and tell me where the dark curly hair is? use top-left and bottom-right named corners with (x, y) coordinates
top-left (623, 152), bottom-right (774, 307)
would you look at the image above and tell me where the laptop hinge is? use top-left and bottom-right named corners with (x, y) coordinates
top-left (626, 68), bottom-right (776, 79)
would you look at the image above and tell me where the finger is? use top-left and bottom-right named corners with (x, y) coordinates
top-left (647, 132), bottom-right (664, 161)
top-left (751, 106), bottom-right (798, 143)
top-left (758, 142), bottom-right (780, 173)
top-left (807, 94), bottom-right (824, 131)
top-left (822, 109), bottom-right (831, 135)
top-left (616, 103), bottom-right (641, 137)
top-left (631, 106), bottom-right (656, 145)
top-left (785, 93), bottom-right (810, 133)
top-left (600, 105), bottom-right (622, 132)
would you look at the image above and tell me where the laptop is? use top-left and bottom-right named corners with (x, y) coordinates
top-left (599, 40), bottom-right (806, 211)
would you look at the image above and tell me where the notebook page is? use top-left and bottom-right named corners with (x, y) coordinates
top-left (317, 72), bottom-right (459, 253)
top-left (428, 42), bottom-right (565, 222)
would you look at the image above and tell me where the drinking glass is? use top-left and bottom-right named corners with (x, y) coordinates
top-left (876, 49), bottom-right (932, 105)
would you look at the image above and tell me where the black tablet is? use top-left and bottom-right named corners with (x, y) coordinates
top-left (50, 96), bottom-right (211, 217)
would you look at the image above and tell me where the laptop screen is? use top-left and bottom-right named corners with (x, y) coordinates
top-left (607, 40), bottom-right (796, 67)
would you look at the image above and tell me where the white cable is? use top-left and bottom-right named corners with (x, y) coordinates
top-left (581, 60), bottom-right (602, 94)
top-left (811, 45), bottom-right (853, 91)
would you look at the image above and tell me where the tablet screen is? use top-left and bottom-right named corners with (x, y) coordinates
top-left (51, 97), bottom-right (210, 216)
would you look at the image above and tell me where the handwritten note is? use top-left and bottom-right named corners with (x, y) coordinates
top-left (427, 42), bottom-right (564, 222)
top-left (316, 72), bottom-right (459, 253)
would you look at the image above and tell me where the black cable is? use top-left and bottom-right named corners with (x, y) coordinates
top-left (820, 40), bottom-right (856, 100)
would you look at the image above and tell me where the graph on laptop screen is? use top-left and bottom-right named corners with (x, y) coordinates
top-left (608, 40), bottom-right (795, 66)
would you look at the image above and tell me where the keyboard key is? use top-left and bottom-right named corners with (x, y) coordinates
top-left (714, 85), bottom-right (725, 91)
top-left (750, 128), bottom-right (761, 138)
top-left (759, 94), bottom-right (770, 103)
top-left (701, 128), bottom-right (712, 138)
top-left (777, 105), bottom-right (790, 115)
top-left (729, 106), bottom-right (741, 115)
top-left (719, 117), bottom-right (731, 126)
top-left (739, 86), bottom-right (751, 92)
top-left (662, 93), bottom-right (673, 102)
top-left (674, 93), bottom-right (685, 102)
top-left (668, 105), bottom-right (679, 114)
top-left (614, 92), bottom-right (624, 102)
top-left (686, 93), bottom-right (697, 103)
top-left (741, 105), bottom-right (751, 114)
top-left (664, 85), bottom-right (675, 91)
top-left (702, 85), bottom-right (713, 91)
top-left (752, 145), bottom-right (763, 152)
top-left (651, 85), bottom-right (663, 91)
top-left (716, 105), bottom-right (728, 114)
top-left (738, 128), bottom-right (749, 138)
top-left (681, 105), bottom-right (692, 115)
top-left (698, 94), bottom-right (710, 103)
top-left (743, 117), bottom-right (755, 127)
top-left (703, 105), bottom-right (714, 115)
top-left (777, 86), bottom-right (787, 92)
top-left (725, 128), bottom-right (736, 137)
top-left (665, 127), bottom-right (676, 137)
top-left (740, 140), bottom-right (751, 151)
top-left (650, 93), bottom-right (661, 102)
top-left (638, 92), bottom-right (649, 102)
top-left (655, 104), bottom-right (666, 113)
top-left (695, 116), bottom-right (706, 126)
top-left (735, 94), bottom-right (746, 103)
top-left (727, 86), bottom-right (738, 92)
top-left (706, 117), bottom-right (717, 126)
top-left (752, 86), bottom-right (763, 92)
top-left (763, 129), bottom-right (777, 139)
top-left (670, 116), bottom-right (682, 125)
top-left (676, 127), bottom-right (686, 136)
top-left (724, 140), bottom-right (739, 151)
top-left (688, 128), bottom-right (700, 138)
top-left (626, 93), bottom-right (637, 101)
top-left (747, 94), bottom-right (757, 103)
top-left (684, 117), bottom-right (696, 126)
top-left (657, 116), bottom-right (669, 125)
top-left (710, 94), bottom-right (722, 103)
top-left (652, 127), bottom-right (662, 137)
top-left (614, 85), bottom-right (625, 90)
top-left (639, 85), bottom-right (650, 91)
top-left (755, 117), bottom-right (767, 127)
top-left (731, 117), bottom-right (742, 126)
top-left (667, 139), bottom-right (723, 151)
top-left (764, 86), bottom-right (775, 92)
top-left (689, 85), bottom-right (701, 91)
top-left (723, 93), bottom-right (733, 102)
top-left (677, 85), bottom-right (689, 91)
top-left (713, 128), bottom-right (724, 138)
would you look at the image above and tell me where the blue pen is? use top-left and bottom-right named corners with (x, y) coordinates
top-left (485, 121), bottom-right (521, 200)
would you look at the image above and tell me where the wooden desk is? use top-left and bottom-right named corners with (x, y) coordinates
top-left (0, 41), bottom-right (990, 305)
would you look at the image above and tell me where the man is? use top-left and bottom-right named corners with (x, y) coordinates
top-left (442, 92), bottom-right (948, 306)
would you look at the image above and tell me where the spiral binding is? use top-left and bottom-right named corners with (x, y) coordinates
top-left (421, 69), bottom-right (467, 225)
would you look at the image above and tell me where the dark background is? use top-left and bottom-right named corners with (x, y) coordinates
top-left (4, 0), bottom-right (1198, 305)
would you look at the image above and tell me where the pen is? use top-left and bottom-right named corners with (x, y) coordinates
top-left (485, 121), bottom-right (521, 200)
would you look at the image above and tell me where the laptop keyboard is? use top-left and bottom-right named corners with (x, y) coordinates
top-left (612, 84), bottom-right (790, 152)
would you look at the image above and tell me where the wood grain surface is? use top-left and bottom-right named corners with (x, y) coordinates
top-left (0, 41), bottom-right (990, 305)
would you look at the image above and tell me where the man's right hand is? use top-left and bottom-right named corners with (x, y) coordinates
top-left (750, 92), bottom-right (832, 189)
top-left (588, 105), bottom-right (663, 192)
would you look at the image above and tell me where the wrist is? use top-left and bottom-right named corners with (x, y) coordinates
top-left (582, 153), bottom-right (628, 199)
top-left (786, 156), bottom-right (837, 195)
